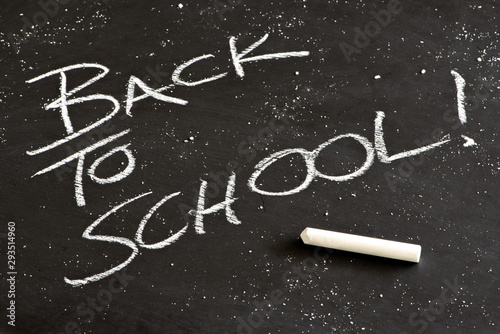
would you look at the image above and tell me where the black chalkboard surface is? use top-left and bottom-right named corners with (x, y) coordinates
top-left (1, 0), bottom-right (500, 333)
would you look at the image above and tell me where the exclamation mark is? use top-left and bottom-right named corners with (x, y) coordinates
top-left (451, 70), bottom-right (476, 147)
top-left (450, 70), bottom-right (466, 124)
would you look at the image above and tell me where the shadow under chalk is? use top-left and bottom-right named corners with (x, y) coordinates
top-left (273, 237), bottom-right (420, 278)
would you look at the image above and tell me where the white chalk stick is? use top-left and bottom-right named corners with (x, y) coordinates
top-left (300, 227), bottom-right (421, 263)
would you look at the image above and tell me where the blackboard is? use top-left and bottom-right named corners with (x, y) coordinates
top-left (1, 0), bottom-right (500, 333)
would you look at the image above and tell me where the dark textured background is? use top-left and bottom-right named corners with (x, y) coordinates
top-left (1, 0), bottom-right (499, 333)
